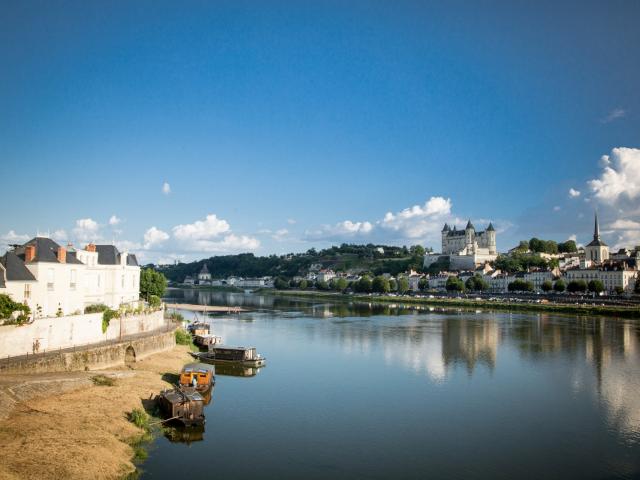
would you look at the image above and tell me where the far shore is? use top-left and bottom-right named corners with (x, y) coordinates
top-left (260, 289), bottom-right (640, 319)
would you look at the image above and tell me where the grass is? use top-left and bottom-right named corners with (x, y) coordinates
top-left (174, 328), bottom-right (199, 352)
top-left (128, 408), bottom-right (151, 430)
top-left (91, 375), bottom-right (116, 387)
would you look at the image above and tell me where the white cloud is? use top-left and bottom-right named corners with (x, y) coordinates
top-left (109, 215), bottom-right (121, 226)
top-left (143, 227), bottom-right (170, 249)
top-left (553, 206), bottom-right (561, 212)
top-left (51, 229), bottom-right (67, 242)
top-left (0, 230), bottom-right (29, 246)
top-left (115, 240), bottom-right (143, 252)
top-left (568, 188), bottom-right (581, 198)
top-left (72, 218), bottom-right (100, 242)
top-left (173, 214), bottom-right (230, 241)
top-left (305, 220), bottom-right (373, 241)
top-left (567, 234), bottom-right (577, 242)
top-left (162, 182), bottom-right (171, 195)
top-left (588, 148), bottom-right (640, 203)
top-left (380, 197), bottom-right (452, 239)
top-left (172, 214), bottom-right (259, 253)
top-left (287, 218), bottom-right (297, 225)
top-left (272, 229), bottom-right (289, 242)
top-left (601, 108), bottom-right (626, 124)
top-left (610, 219), bottom-right (640, 230)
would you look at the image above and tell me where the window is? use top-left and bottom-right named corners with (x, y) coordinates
top-left (47, 268), bottom-right (54, 291)
top-left (121, 274), bottom-right (125, 289)
top-left (70, 269), bottom-right (77, 290)
top-left (24, 284), bottom-right (31, 300)
top-left (97, 274), bottom-right (101, 288)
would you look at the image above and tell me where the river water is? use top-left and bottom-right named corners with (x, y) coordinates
top-left (142, 289), bottom-right (640, 479)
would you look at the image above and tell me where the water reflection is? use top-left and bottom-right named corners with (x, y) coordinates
top-left (214, 363), bottom-right (262, 377)
top-left (164, 425), bottom-right (205, 444)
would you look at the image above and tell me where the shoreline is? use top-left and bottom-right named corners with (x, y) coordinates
top-left (0, 344), bottom-right (193, 480)
top-left (263, 289), bottom-right (640, 319)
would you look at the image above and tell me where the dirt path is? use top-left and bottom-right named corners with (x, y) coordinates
top-left (0, 345), bottom-right (192, 480)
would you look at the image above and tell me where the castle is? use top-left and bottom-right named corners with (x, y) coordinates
top-left (424, 220), bottom-right (498, 270)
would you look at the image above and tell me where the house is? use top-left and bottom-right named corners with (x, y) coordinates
top-left (197, 263), bottom-right (212, 285)
top-left (564, 265), bottom-right (637, 293)
top-left (424, 221), bottom-right (498, 270)
top-left (0, 237), bottom-right (140, 318)
top-left (316, 269), bottom-right (336, 283)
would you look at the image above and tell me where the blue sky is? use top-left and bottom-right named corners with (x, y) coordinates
top-left (1, 1), bottom-right (639, 263)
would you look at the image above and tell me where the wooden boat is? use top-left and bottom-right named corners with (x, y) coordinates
top-left (178, 366), bottom-right (214, 392)
top-left (188, 322), bottom-right (210, 336)
top-left (193, 333), bottom-right (222, 349)
top-left (193, 346), bottom-right (266, 367)
top-left (156, 388), bottom-right (205, 427)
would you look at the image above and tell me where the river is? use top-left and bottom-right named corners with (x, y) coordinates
top-left (141, 289), bottom-right (640, 479)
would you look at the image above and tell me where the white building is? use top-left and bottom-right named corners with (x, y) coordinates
top-left (584, 214), bottom-right (609, 265)
top-left (523, 270), bottom-right (557, 292)
top-left (424, 221), bottom-right (498, 271)
top-left (316, 269), bottom-right (336, 284)
top-left (564, 267), bottom-right (637, 293)
top-left (0, 237), bottom-right (140, 318)
top-left (197, 263), bottom-right (212, 284)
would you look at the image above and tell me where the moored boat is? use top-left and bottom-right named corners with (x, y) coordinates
top-left (178, 365), bottom-right (214, 392)
top-left (156, 388), bottom-right (206, 427)
top-left (193, 333), bottom-right (222, 349)
top-left (193, 346), bottom-right (266, 367)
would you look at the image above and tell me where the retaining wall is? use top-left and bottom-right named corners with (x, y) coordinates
top-left (0, 310), bottom-right (166, 358)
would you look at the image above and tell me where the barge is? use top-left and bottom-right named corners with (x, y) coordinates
top-left (193, 346), bottom-right (266, 367)
top-left (156, 388), bottom-right (206, 427)
top-left (193, 333), bottom-right (222, 349)
top-left (179, 365), bottom-right (215, 392)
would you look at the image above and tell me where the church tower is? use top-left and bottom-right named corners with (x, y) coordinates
top-left (465, 220), bottom-right (475, 253)
top-left (584, 213), bottom-right (609, 264)
top-left (486, 222), bottom-right (497, 254)
top-left (441, 223), bottom-right (450, 254)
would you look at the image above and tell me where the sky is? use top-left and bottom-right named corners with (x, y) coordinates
top-left (1, 0), bottom-right (639, 263)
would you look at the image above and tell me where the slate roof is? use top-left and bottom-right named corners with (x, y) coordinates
top-left (13, 237), bottom-right (83, 264)
top-left (95, 245), bottom-right (139, 266)
top-left (586, 238), bottom-right (608, 247)
top-left (466, 220), bottom-right (475, 230)
top-left (0, 251), bottom-right (36, 282)
top-left (487, 222), bottom-right (495, 231)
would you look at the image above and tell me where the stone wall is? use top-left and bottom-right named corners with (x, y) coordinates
top-left (0, 310), bottom-right (167, 358)
top-left (0, 329), bottom-right (176, 374)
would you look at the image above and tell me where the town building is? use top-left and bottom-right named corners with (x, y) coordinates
top-left (316, 269), bottom-right (336, 284)
top-left (584, 214), bottom-right (609, 265)
top-left (197, 263), bottom-right (212, 284)
top-left (424, 221), bottom-right (498, 270)
top-left (0, 237), bottom-right (140, 317)
top-left (564, 266), bottom-right (637, 293)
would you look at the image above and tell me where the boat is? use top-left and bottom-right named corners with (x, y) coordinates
top-left (188, 322), bottom-right (210, 336)
top-left (193, 346), bottom-right (266, 367)
top-left (156, 388), bottom-right (206, 427)
top-left (193, 333), bottom-right (222, 349)
top-left (178, 365), bottom-right (214, 392)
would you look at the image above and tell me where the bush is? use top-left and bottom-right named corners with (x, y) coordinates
top-left (85, 304), bottom-right (109, 314)
top-left (541, 280), bottom-right (553, 292)
top-left (445, 276), bottom-right (465, 292)
top-left (128, 408), bottom-right (150, 430)
top-left (102, 308), bottom-right (119, 333)
top-left (92, 375), bottom-right (116, 386)
top-left (140, 268), bottom-right (167, 301)
top-left (508, 279), bottom-right (534, 292)
top-left (167, 312), bottom-right (185, 323)
top-left (588, 280), bottom-right (605, 294)
top-left (174, 328), bottom-right (192, 345)
top-left (567, 280), bottom-right (587, 293)
top-left (148, 295), bottom-right (162, 308)
top-left (0, 294), bottom-right (30, 324)
top-left (553, 279), bottom-right (566, 292)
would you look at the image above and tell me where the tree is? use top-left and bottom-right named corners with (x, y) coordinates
top-left (508, 279), bottom-right (533, 292)
top-left (397, 277), bottom-right (410, 294)
top-left (418, 278), bottom-right (429, 291)
top-left (372, 275), bottom-right (391, 294)
top-left (558, 240), bottom-right (578, 253)
top-left (410, 245), bottom-right (426, 257)
top-left (316, 280), bottom-right (330, 291)
top-left (541, 280), bottom-right (553, 292)
top-left (299, 279), bottom-right (308, 289)
top-left (445, 276), bottom-right (465, 292)
top-left (553, 279), bottom-right (566, 292)
top-left (389, 279), bottom-right (397, 292)
top-left (635, 275), bottom-right (640, 294)
top-left (614, 286), bottom-right (624, 295)
top-left (465, 274), bottom-right (489, 292)
top-left (588, 280), bottom-right (605, 294)
top-left (274, 277), bottom-right (289, 290)
top-left (334, 278), bottom-right (348, 291)
top-left (0, 294), bottom-right (30, 324)
top-left (567, 280), bottom-right (587, 293)
top-left (140, 268), bottom-right (167, 301)
top-left (355, 275), bottom-right (372, 293)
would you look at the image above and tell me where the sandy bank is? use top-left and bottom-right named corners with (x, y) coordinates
top-left (0, 345), bottom-right (192, 480)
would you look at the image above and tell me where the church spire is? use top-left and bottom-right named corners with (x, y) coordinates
top-left (593, 212), bottom-right (600, 241)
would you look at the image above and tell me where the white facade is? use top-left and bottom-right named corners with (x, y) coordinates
top-left (564, 268), bottom-right (637, 293)
top-left (424, 221), bottom-right (498, 271)
top-left (0, 238), bottom-right (140, 318)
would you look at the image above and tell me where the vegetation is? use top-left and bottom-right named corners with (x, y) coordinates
top-left (494, 253), bottom-right (549, 273)
top-left (508, 279), bottom-right (534, 292)
top-left (567, 280), bottom-right (588, 293)
top-left (541, 280), bottom-right (553, 292)
top-left (588, 280), bottom-right (605, 294)
top-left (102, 308), bottom-right (119, 333)
top-left (372, 275), bottom-right (390, 294)
top-left (167, 311), bottom-right (185, 323)
top-left (91, 375), bottom-right (116, 387)
top-left (85, 303), bottom-right (109, 314)
top-left (514, 238), bottom-right (577, 255)
top-left (397, 277), bottom-right (410, 294)
top-left (140, 268), bottom-right (167, 301)
top-left (274, 277), bottom-right (289, 290)
top-left (0, 294), bottom-right (30, 324)
top-left (465, 275), bottom-right (489, 292)
top-left (554, 279), bottom-right (566, 292)
top-left (445, 276), bottom-right (465, 292)
top-left (148, 295), bottom-right (162, 308)
top-left (354, 275), bottom-right (373, 293)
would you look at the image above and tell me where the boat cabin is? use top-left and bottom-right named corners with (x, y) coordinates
top-left (208, 346), bottom-right (259, 362)
top-left (179, 366), bottom-right (214, 392)
top-left (188, 322), bottom-right (210, 336)
top-left (194, 334), bottom-right (222, 348)
top-left (156, 388), bottom-right (205, 427)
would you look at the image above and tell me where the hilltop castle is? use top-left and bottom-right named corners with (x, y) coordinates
top-left (424, 220), bottom-right (498, 270)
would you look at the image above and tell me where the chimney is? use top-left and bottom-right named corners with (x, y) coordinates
top-left (57, 246), bottom-right (67, 263)
top-left (85, 243), bottom-right (96, 252)
top-left (25, 245), bottom-right (36, 262)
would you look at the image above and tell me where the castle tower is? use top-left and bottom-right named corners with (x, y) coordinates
top-left (441, 223), bottom-right (450, 253)
top-left (465, 220), bottom-right (475, 253)
top-left (486, 222), bottom-right (497, 254)
top-left (584, 213), bottom-right (609, 264)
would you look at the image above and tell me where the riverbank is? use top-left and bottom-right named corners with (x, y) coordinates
top-left (0, 344), bottom-right (192, 480)
top-left (266, 289), bottom-right (640, 318)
